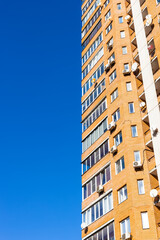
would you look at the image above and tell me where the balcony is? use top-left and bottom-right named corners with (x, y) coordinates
top-left (142, 114), bottom-right (149, 125)
top-left (151, 56), bottom-right (159, 75)
top-left (150, 167), bottom-right (158, 178)
top-left (134, 52), bottom-right (140, 63)
top-left (155, 77), bottom-right (160, 96)
top-left (131, 36), bottom-right (137, 47)
top-left (126, 0), bottom-right (145, 6)
top-left (139, 91), bottom-right (145, 101)
top-left (136, 71), bottom-right (142, 81)
top-left (146, 139), bottom-right (153, 150)
top-left (129, 20), bottom-right (135, 31)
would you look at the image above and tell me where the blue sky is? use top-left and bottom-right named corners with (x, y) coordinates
top-left (0, 1), bottom-right (82, 239)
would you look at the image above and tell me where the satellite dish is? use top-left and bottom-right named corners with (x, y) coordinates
top-left (150, 189), bottom-right (158, 197)
top-left (140, 101), bottom-right (146, 108)
top-left (131, 62), bottom-right (138, 72)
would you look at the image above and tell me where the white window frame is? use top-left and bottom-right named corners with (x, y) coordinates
top-left (118, 185), bottom-right (128, 204)
top-left (131, 125), bottom-right (138, 137)
top-left (141, 212), bottom-right (149, 229)
top-left (122, 46), bottom-right (127, 55)
top-left (111, 88), bottom-right (118, 102)
top-left (120, 217), bottom-right (131, 236)
top-left (126, 82), bottom-right (132, 91)
top-left (120, 30), bottom-right (125, 38)
top-left (109, 69), bottom-right (117, 83)
top-left (134, 151), bottom-right (141, 162)
top-left (116, 156), bottom-right (125, 174)
top-left (137, 179), bottom-right (145, 195)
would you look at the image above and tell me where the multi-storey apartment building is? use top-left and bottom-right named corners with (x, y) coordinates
top-left (81, 0), bottom-right (160, 239)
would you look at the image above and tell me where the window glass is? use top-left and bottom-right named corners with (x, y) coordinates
top-left (118, 185), bottom-right (127, 203)
top-left (126, 82), bottom-right (132, 91)
top-left (124, 63), bottom-right (129, 70)
top-left (122, 46), bottom-right (127, 54)
top-left (117, 3), bottom-right (122, 9)
top-left (138, 180), bottom-right (145, 194)
top-left (128, 102), bottom-right (135, 113)
top-left (134, 151), bottom-right (141, 162)
top-left (98, 230), bottom-right (103, 240)
top-left (100, 200), bottom-right (103, 216)
top-left (116, 156), bottom-right (125, 174)
top-left (109, 222), bottom-right (114, 240)
top-left (141, 212), bottom-right (149, 229)
top-left (120, 31), bottom-right (125, 38)
top-left (103, 227), bottom-right (108, 240)
top-left (120, 217), bottom-right (130, 236)
top-left (119, 16), bottom-right (123, 23)
top-left (91, 206), bottom-right (95, 222)
top-left (131, 125), bottom-right (138, 137)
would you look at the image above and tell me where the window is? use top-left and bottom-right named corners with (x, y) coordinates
top-left (82, 164), bottom-right (111, 200)
top-left (108, 53), bottom-right (115, 64)
top-left (82, 192), bottom-right (113, 227)
top-left (82, 78), bottom-right (105, 113)
top-left (114, 131), bottom-right (122, 146)
top-left (82, 47), bottom-right (104, 79)
top-left (134, 151), bottom-right (141, 162)
top-left (128, 102), bottom-right (135, 113)
top-left (120, 30), bottom-right (125, 38)
top-left (124, 63), bottom-right (129, 71)
top-left (82, 0), bottom-right (101, 26)
top-left (119, 16), bottom-right (123, 23)
top-left (107, 37), bottom-right (114, 49)
top-left (120, 217), bottom-right (131, 236)
top-left (85, 221), bottom-right (115, 240)
top-left (111, 88), bottom-right (118, 102)
top-left (131, 125), bottom-right (138, 137)
top-left (156, 0), bottom-right (160, 5)
top-left (141, 212), bottom-right (149, 229)
top-left (82, 139), bottom-right (109, 174)
top-left (104, 0), bottom-right (110, 8)
top-left (118, 185), bottom-right (127, 203)
top-left (116, 156), bottom-right (125, 174)
top-left (82, 20), bottom-right (102, 50)
top-left (82, 33), bottom-right (103, 66)
top-left (81, 8), bottom-right (101, 39)
top-left (82, 62), bottom-right (104, 96)
top-left (112, 108), bottom-right (120, 122)
top-left (82, 0), bottom-right (94, 15)
top-left (117, 3), bottom-right (122, 9)
top-left (126, 82), bottom-right (132, 91)
top-left (105, 10), bottom-right (111, 21)
top-left (137, 180), bottom-right (145, 195)
top-left (109, 69), bottom-right (117, 83)
top-left (82, 99), bottom-right (107, 132)
top-left (106, 23), bottom-right (112, 34)
top-left (122, 46), bottom-right (127, 54)
top-left (82, 117), bottom-right (108, 153)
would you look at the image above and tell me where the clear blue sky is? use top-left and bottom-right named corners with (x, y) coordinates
top-left (0, 1), bottom-right (82, 239)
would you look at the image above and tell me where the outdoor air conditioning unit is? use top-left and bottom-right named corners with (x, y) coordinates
top-left (125, 15), bottom-right (131, 23)
top-left (108, 121), bottom-right (116, 131)
top-left (81, 222), bottom-right (86, 229)
top-left (109, 57), bottom-right (115, 65)
top-left (145, 14), bottom-right (153, 27)
top-left (105, 63), bottom-right (110, 71)
top-left (131, 62), bottom-right (139, 74)
top-left (110, 145), bottom-right (117, 154)
top-left (122, 232), bottom-right (131, 240)
top-left (133, 161), bottom-right (142, 169)
top-left (97, 184), bottom-right (104, 194)
top-left (108, 42), bottom-right (113, 51)
top-left (123, 69), bottom-right (130, 75)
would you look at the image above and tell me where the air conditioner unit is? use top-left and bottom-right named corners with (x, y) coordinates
top-left (97, 184), bottom-right (104, 194)
top-left (81, 222), bottom-right (86, 229)
top-left (122, 232), bottom-right (131, 240)
top-left (125, 15), bottom-right (131, 23)
top-left (131, 62), bottom-right (138, 73)
top-left (133, 161), bottom-right (142, 169)
top-left (108, 121), bottom-right (116, 131)
top-left (108, 42), bottom-right (113, 50)
top-left (145, 14), bottom-right (152, 27)
top-left (109, 57), bottom-right (115, 65)
top-left (105, 63), bottom-right (110, 71)
top-left (110, 145), bottom-right (117, 154)
top-left (123, 69), bottom-right (130, 75)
